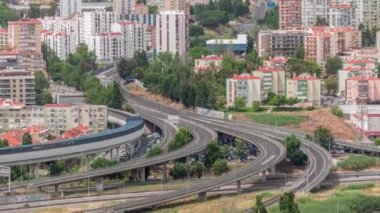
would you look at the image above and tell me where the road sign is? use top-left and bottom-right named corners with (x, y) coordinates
top-left (0, 166), bottom-right (10, 177)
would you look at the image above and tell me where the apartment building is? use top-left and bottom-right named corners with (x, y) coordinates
top-left (112, 21), bottom-right (147, 59)
top-left (263, 57), bottom-right (288, 68)
top-left (0, 69), bottom-right (35, 105)
top-left (194, 55), bottom-right (223, 73)
top-left (226, 74), bottom-right (264, 108)
top-left (258, 30), bottom-right (306, 57)
top-left (113, 0), bottom-right (136, 15)
top-left (40, 15), bottom-right (84, 45)
top-left (8, 19), bottom-right (42, 54)
top-left (338, 66), bottom-right (374, 93)
top-left (329, 3), bottom-right (357, 27)
top-left (0, 28), bottom-right (8, 50)
top-left (134, 3), bottom-right (149, 14)
top-left (355, 0), bottom-right (380, 29)
top-left (0, 50), bottom-right (46, 73)
top-left (60, 0), bottom-right (82, 17)
top-left (301, 0), bottom-right (328, 27)
top-left (286, 74), bottom-right (321, 106)
top-left (89, 32), bottom-right (122, 62)
top-left (41, 31), bottom-right (76, 60)
top-left (83, 10), bottom-right (119, 43)
top-left (253, 67), bottom-right (286, 97)
top-left (345, 76), bottom-right (380, 104)
top-left (156, 11), bottom-right (186, 56)
top-left (43, 104), bottom-right (73, 135)
top-left (18, 0), bottom-right (55, 6)
top-left (278, 0), bottom-right (302, 30)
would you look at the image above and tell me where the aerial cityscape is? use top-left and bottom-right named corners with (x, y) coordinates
top-left (0, 0), bottom-right (379, 212)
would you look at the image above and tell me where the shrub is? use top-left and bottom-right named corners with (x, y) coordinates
top-left (337, 155), bottom-right (377, 171)
top-left (147, 146), bottom-right (163, 157)
top-left (172, 162), bottom-right (190, 179)
top-left (331, 105), bottom-right (343, 118)
top-left (374, 138), bottom-right (380, 146)
top-left (341, 183), bottom-right (374, 191)
top-left (168, 128), bottom-right (193, 151)
top-left (91, 157), bottom-right (117, 170)
top-left (212, 159), bottom-right (230, 176)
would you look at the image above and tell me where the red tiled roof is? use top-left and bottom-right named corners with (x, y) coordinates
top-left (45, 103), bottom-right (71, 108)
top-left (63, 124), bottom-right (91, 139)
top-left (269, 57), bottom-right (288, 63)
top-left (292, 76), bottom-right (319, 81)
top-left (9, 19), bottom-right (41, 25)
top-left (231, 74), bottom-right (261, 80)
top-left (257, 67), bottom-right (284, 72)
top-left (0, 28), bottom-right (7, 33)
top-left (341, 67), bottom-right (363, 72)
top-left (117, 21), bottom-right (136, 25)
top-left (330, 3), bottom-right (352, 9)
top-left (24, 125), bottom-right (49, 134)
top-left (199, 55), bottom-right (223, 61)
top-left (347, 59), bottom-right (372, 64)
top-left (1, 130), bottom-right (25, 147)
top-left (99, 32), bottom-right (122, 36)
top-left (347, 76), bottom-right (380, 81)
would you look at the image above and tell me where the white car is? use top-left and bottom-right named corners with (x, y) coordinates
top-left (247, 155), bottom-right (256, 160)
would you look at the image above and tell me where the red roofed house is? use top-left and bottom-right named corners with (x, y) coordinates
top-left (286, 73), bottom-right (321, 106)
top-left (253, 67), bottom-right (286, 97)
top-left (194, 55), bottom-right (223, 73)
top-left (345, 76), bottom-right (380, 105)
top-left (63, 124), bottom-right (92, 139)
top-left (226, 74), bottom-right (264, 107)
top-left (338, 66), bottom-right (375, 93)
top-left (24, 125), bottom-right (49, 144)
top-left (1, 129), bottom-right (25, 147)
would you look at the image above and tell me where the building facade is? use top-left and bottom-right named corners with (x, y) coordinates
top-left (329, 2), bottom-right (357, 27)
top-left (42, 31), bottom-right (76, 60)
top-left (279, 0), bottom-right (302, 30)
top-left (253, 67), bottom-right (286, 97)
top-left (301, 0), bottom-right (328, 27)
top-left (226, 74), bottom-right (264, 107)
top-left (8, 19), bottom-right (42, 54)
top-left (345, 76), bottom-right (380, 104)
top-left (60, 0), bottom-right (82, 17)
top-left (194, 55), bottom-right (223, 73)
top-left (286, 74), bottom-right (321, 106)
top-left (0, 69), bottom-right (35, 105)
top-left (88, 32), bottom-right (123, 62)
top-left (113, 0), bottom-right (136, 15)
top-left (258, 30), bottom-right (306, 57)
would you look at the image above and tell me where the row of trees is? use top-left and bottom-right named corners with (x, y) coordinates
top-left (172, 161), bottom-right (204, 179)
top-left (43, 44), bottom-right (124, 109)
top-left (254, 191), bottom-right (299, 213)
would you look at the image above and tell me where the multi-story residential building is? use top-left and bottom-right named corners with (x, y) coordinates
top-left (41, 31), bottom-right (76, 60)
top-left (355, 0), bottom-right (380, 29)
top-left (329, 2), bottom-right (357, 27)
top-left (0, 28), bottom-right (8, 50)
top-left (286, 74), bottom-right (321, 106)
top-left (113, 0), bottom-right (136, 15)
top-left (206, 34), bottom-right (248, 55)
top-left (263, 57), bottom-right (289, 68)
top-left (60, 0), bottom-right (82, 17)
top-left (8, 19), bottom-right (42, 54)
top-left (226, 74), bottom-right (264, 107)
top-left (83, 10), bottom-right (118, 43)
top-left (112, 21), bottom-right (147, 58)
top-left (345, 76), bottom-right (380, 104)
top-left (0, 69), bottom-right (35, 105)
top-left (338, 66), bottom-right (374, 93)
top-left (156, 11), bottom-right (186, 56)
top-left (19, 0), bottom-right (55, 5)
top-left (40, 15), bottom-right (84, 45)
top-left (253, 67), bottom-right (286, 97)
top-left (0, 50), bottom-right (46, 73)
top-left (304, 27), bottom-right (335, 66)
top-left (134, 3), bottom-right (149, 14)
top-left (194, 55), bottom-right (223, 73)
top-left (258, 30), bottom-right (306, 57)
top-left (88, 32), bottom-right (122, 62)
top-left (146, 25), bottom-right (156, 51)
top-left (301, 0), bottom-right (328, 27)
top-left (278, 0), bottom-right (302, 30)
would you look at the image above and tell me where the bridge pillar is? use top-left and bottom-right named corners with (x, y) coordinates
top-left (54, 184), bottom-right (59, 193)
top-left (139, 167), bottom-right (146, 183)
top-left (29, 163), bottom-right (40, 178)
top-left (198, 191), bottom-right (207, 201)
top-left (260, 171), bottom-right (266, 182)
top-left (186, 156), bottom-right (191, 163)
top-left (163, 164), bottom-right (167, 180)
top-left (237, 180), bottom-right (241, 193)
top-left (269, 166), bottom-right (276, 175)
top-left (95, 177), bottom-right (104, 191)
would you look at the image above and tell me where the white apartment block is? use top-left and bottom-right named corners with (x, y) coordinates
top-left (301, 0), bottom-right (329, 27)
top-left (41, 31), bottom-right (76, 60)
top-left (89, 32), bottom-right (123, 62)
top-left (60, 0), bottom-right (82, 17)
top-left (156, 11), bottom-right (186, 56)
top-left (252, 67), bottom-right (286, 97)
top-left (329, 3), bottom-right (357, 27)
top-left (83, 10), bottom-right (119, 45)
top-left (286, 74), bottom-right (321, 106)
top-left (113, 0), bottom-right (136, 15)
top-left (355, 0), bottom-right (380, 29)
top-left (40, 15), bottom-right (84, 45)
top-left (226, 74), bottom-right (264, 108)
top-left (112, 21), bottom-right (147, 58)
top-left (338, 66), bottom-right (374, 93)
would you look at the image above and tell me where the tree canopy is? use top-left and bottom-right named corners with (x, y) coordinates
top-left (285, 134), bottom-right (307, 165)
top-left (0, 3), bottom-right (18, 28)
top-left (325, 56), bottom-right (343, 75)
top-left (279, 192), bottom-right (300, 213)
top-left (313, 126), bottom-right (335, 150)
top-left (22, 133), bottom-right (33, 145)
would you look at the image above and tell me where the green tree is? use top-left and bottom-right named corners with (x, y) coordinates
top-left (254, 195), bottom-right (268, 213)
top-left (189, 25), bottom-right (205, 37)
top-left (212, 159), bottom-right (230, 175)
top-left (325, 75), bottom-right (338, 94)
top-left (234, 97), bottom-right (246, 111)
top-left (205, 141), bottom-right (223, 167)
top-left (49, 160), bottom-right (65, 176)
top-left (168, 128), bottom-right (193, 151)
top-left (375, 138), bottom-right (380, 146)
top-left (258, 6), bottom-right (279, 29)
top-left (315, 16), bottom-right (328, 26)
top-left (90, 157), bottom-right (117, 170)
top-left (285, 135), bottom-right (307, 165)
top-left (37, 91), bottom-right (53, 105)
top-left (27, 4), bottom-right (41, 18)
top-left (173, 162), bottom-right (190, 179)
top-left (279, 192), bottom-right (300, 213)
top-left (313, 126), bottom-right (335, 150)
top-left (0, 139), bottom-right (9, 148)
top-left (106, 83), bottom-right (124, 109)
top-left (0, 3), bottom-right (18, 27)
top-left (331, 105), bottom-right (343, 118)
top-left (293, 47), bottom-right (305, 60)
top-left (325, 56), bottom-right (343, 75)
top-left (147, 146), bottom-right (163, 157)
top-left (235, 139), bottom-right (247, 158)
top-left (148, 5), bottom-right (158, 14)
top-left (221, 144), bottom-right (230, 159)
top-left (22, 133), bottom-right (33, 145)
top-left (245, 50), bottom-right (263, 70)
top-left (191, 161), bottom-right (204, 178)
top-left (252, 101), bottom-right (260, 112)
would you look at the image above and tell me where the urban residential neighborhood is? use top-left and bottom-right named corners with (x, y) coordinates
top-left (0, 0), bottom-right (379, 212)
